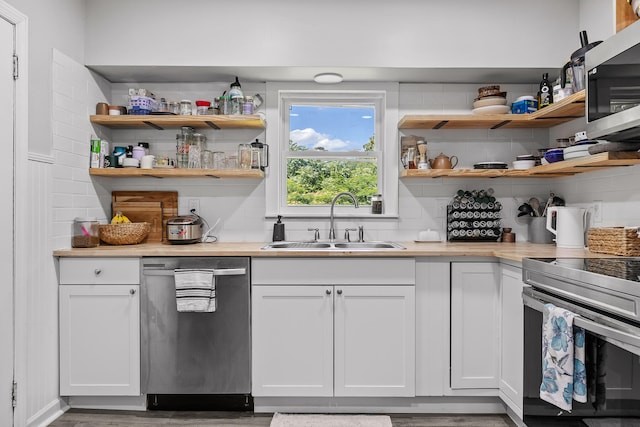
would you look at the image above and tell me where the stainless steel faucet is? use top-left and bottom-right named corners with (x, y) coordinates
top-left (329, 192), bottom-right (359, 241)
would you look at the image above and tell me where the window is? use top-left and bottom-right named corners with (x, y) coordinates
top-left (265, 83), bottom-right (399, 218)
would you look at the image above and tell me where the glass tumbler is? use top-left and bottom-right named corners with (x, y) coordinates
top-left (202, 150), bottom-right (214, 169)
top-left (238, 144), bottom-right (252, 169)
top-left (212, 151), bottom-right (225, 169)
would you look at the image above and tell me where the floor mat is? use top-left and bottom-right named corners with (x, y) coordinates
top-left (270, 413), bottom-right (393, 427)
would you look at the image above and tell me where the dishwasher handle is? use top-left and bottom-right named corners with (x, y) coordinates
top-left (143, 268), bottom-right (246, 277)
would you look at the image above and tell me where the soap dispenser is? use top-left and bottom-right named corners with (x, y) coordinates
top-left (272, 215), bottom-right (285, 242)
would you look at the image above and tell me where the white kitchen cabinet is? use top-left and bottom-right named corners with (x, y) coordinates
top-left (451, 262), bottom-right (500, 390)
top-left (334, 285), bottom-right (415, 397)
top-left (251, 258), bottom-right (415, 398)
top-left (499, 263), bottom-right (524, 418)
top-left (251, 285), bottom-right (334, 397)
top-left (58, 258), bottom-right (140, 396)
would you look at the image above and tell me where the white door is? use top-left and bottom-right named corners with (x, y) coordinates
top-left (251, 286), bottom-right (334, 397)
top-left (334, 285), bottom-right (415, 397)
top-left (59, 285), bottom-right (140, 396)
top-left (0, 13), bottom-right (15, 426)
top-left (451, 262), bottom-right (500, 389)
top-left (499, 264), bottom-right (524, 418)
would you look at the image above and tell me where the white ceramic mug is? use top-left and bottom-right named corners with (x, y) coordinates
top-left (140, 155), bottom-right (155, 169)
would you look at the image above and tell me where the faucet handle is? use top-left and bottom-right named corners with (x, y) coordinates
top-left (308, 228), bottom-right (320, 241)
top-left (358, 225), bottom-right (365, 243)
top-left (344, 228), bottom-right (357, 242)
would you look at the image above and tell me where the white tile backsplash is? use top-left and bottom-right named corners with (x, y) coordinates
top-left (49, 52), bottom-right (640, 246)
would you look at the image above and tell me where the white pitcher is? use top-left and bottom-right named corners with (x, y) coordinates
top-left (546, 206), bottom-right (587, 248)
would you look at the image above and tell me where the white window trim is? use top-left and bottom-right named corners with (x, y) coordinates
top-left (264, 82), bottom-right (399, 218)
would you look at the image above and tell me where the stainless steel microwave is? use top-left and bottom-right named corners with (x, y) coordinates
top-left (586, 22), bottom-right (640, 142)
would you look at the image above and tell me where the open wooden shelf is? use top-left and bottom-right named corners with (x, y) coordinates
top-left (90, 114), bottom-right (266, 130)
top-left (398, 90), bottom-right (585, 130)
top-left (400, 151), bottom-right (640, 178)
top-left (89, 168), bottom-right (265, 179)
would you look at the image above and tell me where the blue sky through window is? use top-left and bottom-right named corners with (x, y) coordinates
top-left (290, 105), bottom-right (375, 152)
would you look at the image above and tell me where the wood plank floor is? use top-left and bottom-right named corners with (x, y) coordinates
top-left (49, 409), bottom-right (516, 427)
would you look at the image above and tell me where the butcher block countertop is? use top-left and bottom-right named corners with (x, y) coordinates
top-left (53, 241), bottom-right (612, 262)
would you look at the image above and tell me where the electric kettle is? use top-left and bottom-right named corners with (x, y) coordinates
top-left (561, 31), bottom-right (602, 93)
top-left (545, 206), bottom-right (587, 248)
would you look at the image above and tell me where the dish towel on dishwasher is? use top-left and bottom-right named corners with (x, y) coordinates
top-left (540, 303), bottom-right (587, 411)
top-left (174, 269), bottom-right (216, 312)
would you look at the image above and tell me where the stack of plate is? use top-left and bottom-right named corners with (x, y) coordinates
top-left (474, 162), bottom-right (508, 169)
top-left (472, 85), bottom-right (509, 115)
top-left (563, 141), bottom-right (598, 160)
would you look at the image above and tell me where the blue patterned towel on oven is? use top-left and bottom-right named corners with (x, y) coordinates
top-left (540, 303), bottom-right (587, 411)
top-left (174, 269), bottom-right (216, 312)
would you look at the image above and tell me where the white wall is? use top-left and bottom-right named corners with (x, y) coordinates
top-left (6, 0), bottom-right (85, 155)
top-left (84, 0), bottom-right (582, 70)
top-left (3, 1), bottom-right (86, 426)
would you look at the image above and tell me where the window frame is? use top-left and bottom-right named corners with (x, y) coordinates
top-left (265, 82), bottom-right (399, 218)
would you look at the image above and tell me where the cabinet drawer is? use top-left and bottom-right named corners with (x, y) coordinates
top-left (59, 257), bottom-right (140, 284)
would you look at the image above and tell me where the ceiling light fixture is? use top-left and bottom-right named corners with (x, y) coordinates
top-left (314, 73), bottom-right (343, 84)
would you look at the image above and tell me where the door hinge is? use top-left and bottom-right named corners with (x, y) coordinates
top-left (13, 55), bottom-right (18, 80)
top-left (11, 382), bottom-right (17, 408)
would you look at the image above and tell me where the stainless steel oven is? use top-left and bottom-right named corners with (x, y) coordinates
top-left (522, 257), bottom-right (640, 426)
top-left (586, 22), bottom-right (640, 142)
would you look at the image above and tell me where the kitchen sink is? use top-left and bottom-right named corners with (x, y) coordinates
top-left (261, 241), bottom-right (405, 251)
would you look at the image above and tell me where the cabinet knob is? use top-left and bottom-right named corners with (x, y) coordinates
top-left (326, 289), bottom-right (332, 295)
top-left (337, 289), bottom-right (343, 295)
top-left (94, 268), bottom-right (102, 276)
top-left (130, 289), bottom-right (136, 295)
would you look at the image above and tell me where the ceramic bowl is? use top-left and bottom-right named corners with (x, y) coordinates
top-left (544, 149), bottom-right (564, 163)
top-left (512, 159), bottom-right (536, 170)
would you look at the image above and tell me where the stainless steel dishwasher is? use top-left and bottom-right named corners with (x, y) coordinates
top-left (141, 257), bottom-right (251, 410)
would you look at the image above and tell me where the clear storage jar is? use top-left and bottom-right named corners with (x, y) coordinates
top-left (72, 217), bottom-right (100, 248)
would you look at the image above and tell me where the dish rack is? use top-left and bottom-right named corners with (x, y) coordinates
top-left (447, 188), bottom-right (502, 242)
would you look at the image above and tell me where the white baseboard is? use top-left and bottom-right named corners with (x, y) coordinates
top-left (66, 395), bottom-right (147, 411)
top-left (27, 398), bottom-right (68, 427)
top-left (254, 396), bottom-right (506, 414)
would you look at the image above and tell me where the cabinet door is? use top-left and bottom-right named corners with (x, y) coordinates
top-left (451, 262), bottom-right (500, 389)
top-left (499, 264), bottom-right (524, 417)
top-left (334, 285), bottom-right (415, 397)
top-left (59, 285), bottom-right (140, 396)
top-left (252, 285), bottom-right (334, 397)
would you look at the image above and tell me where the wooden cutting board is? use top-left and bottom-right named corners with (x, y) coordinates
top-left (112, 191), bottom-right (178, 242)
top-left (112, 201), bottom-right (163, 242)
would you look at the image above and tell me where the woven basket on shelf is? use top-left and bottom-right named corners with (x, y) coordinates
top-left (587, 227), bottom-right (640, 256)
top-left (99, 222), bottom-right (150, 245)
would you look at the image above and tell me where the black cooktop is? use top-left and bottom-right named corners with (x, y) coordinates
top-left (531, 257), bottom-right (640, 283)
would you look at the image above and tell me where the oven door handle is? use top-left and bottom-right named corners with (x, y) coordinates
top-left (523, 292), bottom-right (640, 354)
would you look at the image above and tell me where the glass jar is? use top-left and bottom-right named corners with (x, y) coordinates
top-left (371, 194), bottom-right (383, 214)
top-left (176, 134), bottom-right (189, 169)
top-left (242, 96), bottom-right (254, 114)
top-left (230, 97), bottom-right (242, 115)
top-left (179, 99), bottom-right (192, 115)
top-left (72, 217), bottom-right (100, 248)
top-left (218, 96), bottom-right (230, 115)
top-left (168, 101), bottom-right (180, 114)
top-left (195, 100), bottom-right (211, 115)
